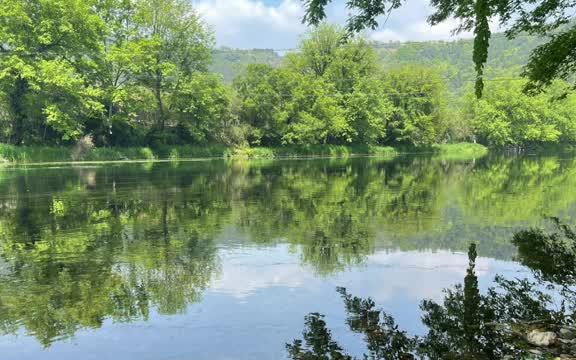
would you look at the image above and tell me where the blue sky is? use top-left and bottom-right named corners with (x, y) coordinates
top-left (193, 0), bottom-right (474, 49)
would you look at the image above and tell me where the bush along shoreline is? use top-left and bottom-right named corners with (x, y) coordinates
top-left (0, 143), bottom-right (488, 164)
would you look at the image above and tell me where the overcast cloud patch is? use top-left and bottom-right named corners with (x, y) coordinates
top-left (195, 0), bottom-right (477, 49)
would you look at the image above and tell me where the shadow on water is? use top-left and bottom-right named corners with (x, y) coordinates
top-left (286, 219), bottom-right (576, 359)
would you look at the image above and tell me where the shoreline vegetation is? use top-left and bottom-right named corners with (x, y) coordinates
top-left (0, 143), bottom-right (488, 164)
top-left (2, 12), bottom-right (576, 160)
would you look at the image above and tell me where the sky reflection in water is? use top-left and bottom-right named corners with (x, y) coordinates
top-left (0, 154), bottom-right (574, 359)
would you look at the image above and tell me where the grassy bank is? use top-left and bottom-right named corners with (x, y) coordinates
top-left (428, 143), bottom-right (489, 159)
top-left (225, 144), bottom-right (398, 159)
top-left (0, 143), bottom-right (488, 164)
top-left (227, 143), bottom-right (488, 159)
top-left (0, 144), bottom-right (228, 164)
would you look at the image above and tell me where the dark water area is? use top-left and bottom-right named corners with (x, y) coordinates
top-left (0, 154), bottom-right (575, 359)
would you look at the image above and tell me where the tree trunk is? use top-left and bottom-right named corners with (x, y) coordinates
top-left (154, 69), bottom-right (165, 132)
top-left (9, 77), bottom-right (28, 145)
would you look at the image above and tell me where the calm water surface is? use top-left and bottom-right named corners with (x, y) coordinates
top-left (0, 155), bottom-right (575, 359)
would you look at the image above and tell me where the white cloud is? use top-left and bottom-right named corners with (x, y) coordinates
top-left (209, 245), bottom-right (315, 298)
top-left (194, 0), bottom-right (485, 49)
top-left (195, 0), bottom-right (306, 49)
top-left (209, 245), bottom-right (526, 303)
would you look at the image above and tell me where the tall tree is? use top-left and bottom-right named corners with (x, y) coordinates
top-left (0, 0), bottom-right (105, 144)
top-left (90, 0), bottom-right (150, 145)
top-left (129, 0), bottom-right (214, 139)
top-left (381, 66), bottom-right (448, 145)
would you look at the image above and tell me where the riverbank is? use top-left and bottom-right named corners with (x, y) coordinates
top-left (0, 143), bottom-right (488, 164)
top-left (227, 143), bottom-right (489, 159)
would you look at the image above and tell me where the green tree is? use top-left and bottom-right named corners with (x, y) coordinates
top-left (464, 81), bottom-right (575, 146)
top-left (0, 0), bottom-right (106, 144)
top-left (171, 72), bottom-right (233, 144)
top-left (122, 0), bottom-right (214, 142)
top-left (89, 0), bottom-right (153, 146)
top-left (235, 25), bottom-right (393, 146)
top-left (234, 65), bottom-right (350, 145)
top-left (343, 77), bottom-right (393, 143)
top-left (381, 66), bottom-right (448, 145)
top-left (288, 23), bottom-right (344, 78)
top-left (234, 64), bottom-right (293, 145)
top-left (287, 24), bottom-right (381, 96)
top-left (280, 75), bottom-right (350, 145)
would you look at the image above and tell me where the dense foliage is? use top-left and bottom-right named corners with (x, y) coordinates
top-left (232, 25), bottom-right (449, 146)
top-left (0, 0), bottom-right (229, 147)
top-left (303, 0), bottom-right (576, 97)
top-left (464, 81), bottom-right (576, 146)
top-left (0, 1), bottom-right (575, 151)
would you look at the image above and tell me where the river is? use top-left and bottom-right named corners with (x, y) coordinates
top-left (0, 154), bottom-right (575, 359)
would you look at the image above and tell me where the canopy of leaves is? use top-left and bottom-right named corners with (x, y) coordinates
top-left (233, 24), bottom-right (448, 146)
top-left (464, 80), bottom-right (576, 146)
top-left (302, 0), bottom-right (576, 97)
top-left (0, 0), bottom-right (224, 147)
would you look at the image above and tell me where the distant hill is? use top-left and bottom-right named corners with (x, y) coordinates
top-left (210, 48), bottom-right (282, 83)
top-left (210, 33), bottom-right (545, 90)
top-left (375, 33), bottom-right (545, 91)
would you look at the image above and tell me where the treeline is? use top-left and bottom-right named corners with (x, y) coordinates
top-left (211, 31), bottom-right (543, 90)
top-left (1, 0), bottom-right (575, 149)
top-left (231, 25), bottom-right (576, 148)
top-left (465, 81), bottom-right (576, 146)
top-left (232, 26), bottom-right (448, 146)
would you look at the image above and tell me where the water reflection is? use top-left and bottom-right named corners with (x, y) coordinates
top-left (288, 220), bottom-right (576, 359)
top-left (0, 155), bottom-right (575, 348)
top-left (513, 217), bottom-right (576, 285)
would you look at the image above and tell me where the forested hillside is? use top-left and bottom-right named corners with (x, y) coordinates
top-left (211, 33), bottom-right (545, 90)
top-left (376, 33), bottom-right (544, 91)
top-left (210, 48), bottom-right (282, 83)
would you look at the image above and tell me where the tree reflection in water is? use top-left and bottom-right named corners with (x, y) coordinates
top-left (287, 220), bottom-right (576, 359)
top-left (2, 156), bottom-right (576, 349)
